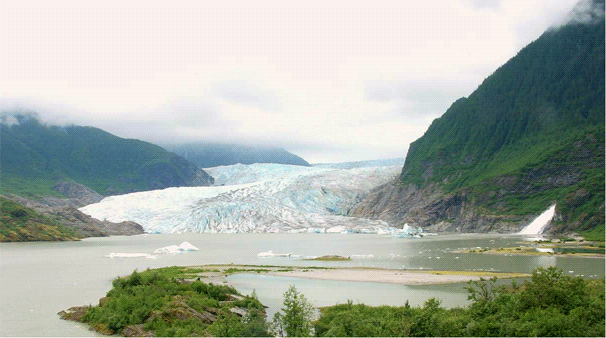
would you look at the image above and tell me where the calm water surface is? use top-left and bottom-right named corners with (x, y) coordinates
top-left (1, 233), bottom-right (603, 336)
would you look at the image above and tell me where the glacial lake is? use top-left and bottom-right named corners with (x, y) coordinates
top-left (1, 233), bottom-right (604, 336)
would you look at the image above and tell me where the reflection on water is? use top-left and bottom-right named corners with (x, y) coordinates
top-left (227, 274), bottom-right (471, 319)
top-left (1, 233), bottom-right (603, 336)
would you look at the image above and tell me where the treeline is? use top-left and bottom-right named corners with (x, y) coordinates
top-left (398, 18), bottom-right (605, 235)
top-left (63, 266), bottom-right (604, 337)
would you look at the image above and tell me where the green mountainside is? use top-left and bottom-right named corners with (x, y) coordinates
top-left (0, 196), bottom-right (80, 241)
top-left (0, 115), bottom-right (214, 197)
top-left (352, 6), bottom-right (604, 238)
top-left (165, 142), bottom-right (310, 168)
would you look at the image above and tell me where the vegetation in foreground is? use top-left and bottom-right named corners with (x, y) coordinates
top-left (0, 196), bottom-right (80, 242)
top-left (396, 18), bottom-right (604, 236)
top-left (61, 266), bottom-right (604, 337)
top-left (315, 267), bottom-right (605, 337)
top-left (63, 266), bottom-right (271, 336)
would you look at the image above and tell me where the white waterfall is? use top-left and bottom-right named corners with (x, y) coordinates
top-left (519, 204), bottom-right (556, 235)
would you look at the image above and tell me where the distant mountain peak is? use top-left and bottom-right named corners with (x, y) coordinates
top-left (165, 142), bottom-right (310, 168)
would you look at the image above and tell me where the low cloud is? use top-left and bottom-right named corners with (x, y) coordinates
top-left (561, 0), bottom-right (605, 25)
top-left (211, 81), bottom-right (282, 112)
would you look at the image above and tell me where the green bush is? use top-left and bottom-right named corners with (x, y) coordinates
top-left (314, 267), bottom-right (605, 337)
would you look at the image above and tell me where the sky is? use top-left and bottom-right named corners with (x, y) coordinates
top-left (0, 0), bottom-right (581, 163)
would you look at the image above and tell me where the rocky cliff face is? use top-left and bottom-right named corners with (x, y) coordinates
top-left (349, 182), bottom-right (528, 233)
top-left (4, 195), bottom-right (144, 238)
top-left (351, 3), bottom-right (605, 235)
top-left (52, 181), bottom-right (104, 207)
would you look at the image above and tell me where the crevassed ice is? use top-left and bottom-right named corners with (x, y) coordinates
top-left (80, 163), bottom-right (401, 234)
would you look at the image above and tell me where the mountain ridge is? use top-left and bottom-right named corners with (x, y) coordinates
top-left (164, 142), bottom-right (310, 168)
top-left (0, 114), bottom-right (214, 197)
top-left (351, 6), bottom-right (605, 238)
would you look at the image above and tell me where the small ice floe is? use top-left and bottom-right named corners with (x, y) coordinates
top-left (257, 250), bottom-right (292, 258)
top-left (326, 226), bottom-right (347, 233)
top-left (258, 250), bottom-right (274, 257)
top-left (275, 252), bottom-right (292, 257)
top-left (154, 242), bottom-right (200, 254)
top-left (106, 252), bottom-right (158, 259)
top-left (377, 228), bottom-right (391, 235)
top-left (350, 254), bottom-right (375, 259)
top-left (536, 248), bottom-right (554, 253)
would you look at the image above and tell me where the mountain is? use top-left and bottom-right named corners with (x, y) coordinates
top-left (351, 1), bottom-right (605, 239)
top-left (164, 142), bottom-right (310, 168)
top-left (0, 196), bottom-right (81, 241)
top-left (1, 195), bottom-right (144, 241)
top-left (0, 115), bottom-right (214, 197)
top-left (80, 163), bottom-right (400, 233)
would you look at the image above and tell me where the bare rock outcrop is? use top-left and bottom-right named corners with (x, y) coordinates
top-left (3, 194), bottom-right (144, 238)
top-left (349, 181), bottom-right (532, 233)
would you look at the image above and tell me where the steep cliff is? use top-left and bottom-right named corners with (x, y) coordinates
top-left (351, 2), bottom-right (605, 237)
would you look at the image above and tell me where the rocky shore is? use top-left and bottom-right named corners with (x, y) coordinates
top-left (3, 192), bottom-right (144, 239)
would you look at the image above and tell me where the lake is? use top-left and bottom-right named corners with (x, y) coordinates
top-left (1, 233), bottom-right (603, 336)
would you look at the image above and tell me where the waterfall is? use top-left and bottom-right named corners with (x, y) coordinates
top-left (519, 204), bottom-right (556, 235)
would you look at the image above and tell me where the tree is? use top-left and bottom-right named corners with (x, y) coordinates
top-left (273, 285), bottom-right (314, 337)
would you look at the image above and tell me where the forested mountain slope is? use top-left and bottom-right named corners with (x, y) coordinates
top-left (165, 142), bottom-right (310, 168)
top-left (0, 115), bottom-right (214, 197)
top-left (351, 3), bottom-right (605, 238)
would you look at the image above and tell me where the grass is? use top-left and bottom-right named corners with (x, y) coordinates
top-left (305, 255), bottom-right (352, 261)
top-left (0, 197), bottom-right (80, 242)
top-left (63, 267), bottom-right (270, 337)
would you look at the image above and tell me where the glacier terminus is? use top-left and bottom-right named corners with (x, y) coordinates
top-left (80, 163), bottom-right (411, 234)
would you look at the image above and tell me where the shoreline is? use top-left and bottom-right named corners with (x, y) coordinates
top-left (191, 264), bottom-right (529, 286)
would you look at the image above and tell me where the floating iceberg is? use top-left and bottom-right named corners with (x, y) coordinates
top-left (154, 242), bottom-right (200, 254)
top-left (105, 252), bottom-right (158, 259)
top-left (258, 250), bottom-right (274, 257)
top-left (257, 250), bottom-right (291, 258)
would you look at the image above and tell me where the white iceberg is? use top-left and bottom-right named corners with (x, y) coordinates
top-left (258, 250), bottom-right (275, 257)
top-left (154, 242), bottom-right (200, 254)
top-left (178, 241), bottom-right (200, 251)
top-left (257, 250), bottom-right (291, 257)
top-left (105, 252), bottom-right (158, 259)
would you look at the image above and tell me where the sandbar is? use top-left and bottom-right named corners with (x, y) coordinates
top-left (191, 265), bottom-right (528, 286)
top-left (268, 268), bottom-right (526, 285)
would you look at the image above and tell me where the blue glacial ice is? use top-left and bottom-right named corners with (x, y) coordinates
top-left (80, 163), bottom-right (412, 234)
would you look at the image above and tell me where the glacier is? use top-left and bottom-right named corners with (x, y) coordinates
top-left (80, 163), bottom-right (404, 234)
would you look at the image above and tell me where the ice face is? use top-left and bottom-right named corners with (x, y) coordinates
top-left (80, 163), bottom-right (401, 234)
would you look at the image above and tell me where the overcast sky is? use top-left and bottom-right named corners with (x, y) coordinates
top-left (1, 0), bottom-right (580, 163)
